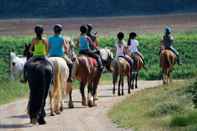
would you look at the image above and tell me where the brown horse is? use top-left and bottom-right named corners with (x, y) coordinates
top-left (130, 53), bottom-right (144, 89)
top-left (110, 57), bottom-right (132, 96)
top-left (72, 48), bottom-right (113, 107)
top-left (160, 45), bottom-right (176, 84)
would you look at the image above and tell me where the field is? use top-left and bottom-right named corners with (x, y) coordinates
top-left (0, 14), bottom-right (197, 105)
top-left (108, 79), bottom-right (197, 131)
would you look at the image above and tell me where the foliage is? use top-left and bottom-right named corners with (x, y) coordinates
top-left (187, 79), bottom-right (197, 108)
top-left (0, 80), bottom-right (28, 105)
top-left (0, 0), bottom-right (197, 18)
top-left (1, 33), bottom-right (197, 80)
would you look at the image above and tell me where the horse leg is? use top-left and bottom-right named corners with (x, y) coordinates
top-left (135, 72), bottom-right (138, 89)
top-left (113, 72), bottom-right (118, 95)
top-left (121, 76), bottom-right (124, 96)
top-left (118, 75), bottom-right (122, 96)
top-left (80, 82), bottom-right (87, 106)
top-left (49, 92), bottom-right (55, 116)
top-left (131, 72), bottom-right (134, 89)
top-left (128, 74), bottom-right (131, 94)
top-left (67, 82), bottom-right (74, 108)
top-left (87, 82), bottom-right (94, 107)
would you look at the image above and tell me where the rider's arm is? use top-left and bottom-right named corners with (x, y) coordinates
top-left (87, 36), bottom-right (97, 49)
top-left (63, 39), bottom-right (69, 54)
top-left (29, 38), bottom-right (36, 53)
top-left (43, 38), bottom-right (48, 54)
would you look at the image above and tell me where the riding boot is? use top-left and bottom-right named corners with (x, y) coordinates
top-left (177, 55), bottom-right (182, 65)
top-left (68, 63), bottom-right (73, 82)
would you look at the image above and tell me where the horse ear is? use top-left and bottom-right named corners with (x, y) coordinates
top-left (11, 48), bottom-right (15, 52)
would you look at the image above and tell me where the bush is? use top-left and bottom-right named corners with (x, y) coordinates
top-left (170, 111), bottom-right (197, 127)
top-left (148, 101), bottom-right (183, 117)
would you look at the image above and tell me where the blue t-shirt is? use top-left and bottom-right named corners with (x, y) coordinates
top-left (48, 35), bottom-right (65, 57)
top-left (79, 35), bottom-right (90, 51)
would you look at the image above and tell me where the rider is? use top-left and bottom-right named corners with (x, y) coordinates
top-left (23, 25), bottom-right (51, 83)
top-left (48, 24), bottom-right (73, 82)
top-left (79, 25), bottom-right (104, 71)
top-left (87, 24), bottom-right (98, 48)
top-left (127, 32), bottom-right (146, 69)
top-left (27, 25), bottom-right (49, 62)
top-left (162, 26), bottom-right (181, 65)
top-left (115, 32), bottom-right (133, 66)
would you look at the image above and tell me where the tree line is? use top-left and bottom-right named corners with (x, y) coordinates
top-left (0, 0), bottom-right (197, 18)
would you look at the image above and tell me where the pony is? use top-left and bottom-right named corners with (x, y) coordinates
top-left (23, 56), bottom-right (53, 125)
top-left (10, 52), bottom-right (26, 81)
top-left (23, 44), bottom-right (73, 117)
top-left (48, 57), bottom-right (73, 116)
top-left (130, 53), bottom-right (144, 89)
top-left (110, 56), bottom-right (132, 96)
top-left (71, 48), bottom-right (113, 107)
top-left (160, 42), bottom-right (176, 84)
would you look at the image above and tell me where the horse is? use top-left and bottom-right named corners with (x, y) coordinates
top-left (23, 56), bottom-right (53, 125)
top-left (10, 52), bottom-right (26, 81)
top-left (160, 42), bottom-right (176, 84)
top-left (48, 57), bottom-right (73, 116)
top-left (71, 48), bottom-right (113, 107)
top-left (23, 43), bottom-right (73, 117)
top-left (130, 53), bottom-right (144, 89)
top-left (110, 56), bottom-right (132, 96)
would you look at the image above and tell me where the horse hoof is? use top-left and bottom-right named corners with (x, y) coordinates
top-left (60, 106), bottom-right (63, 112)
top-left (38, 118), bottom-right (46, 125)
top-left (50, 112), bottom-right (55, 116)
top-left (118, 93), bottom-right (121, 96)
top-left (82, 101), bottom-right (87, 106)
top-left (88, 100), bottom-right (93, 107)
top-left (30, 118), bottom-right (37, 125)
top-left (94, 97), bottom-right (98, 101)
top-left (68, 102), bottom-right (74, 108)
top-left (55, 111), bottom-right (61, 115)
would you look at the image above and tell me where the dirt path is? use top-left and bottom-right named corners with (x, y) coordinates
top-left (0, 80), bottom-right (162, 131)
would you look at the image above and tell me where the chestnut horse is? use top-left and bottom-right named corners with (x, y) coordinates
top-left (130, 54), bottom-right (144, 89)
top-left (72, 48), bottom-right (113, 107)
top-left (160, 44), bottom-right (176, 84)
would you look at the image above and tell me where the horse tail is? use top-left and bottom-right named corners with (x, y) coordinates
top-left (51, 60), bottom-right (62, 110)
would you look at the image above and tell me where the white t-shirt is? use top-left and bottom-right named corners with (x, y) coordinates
top-left (115, 40), bottom-right (126, 58)
top-left (128, 39), bottom-right (139, 53)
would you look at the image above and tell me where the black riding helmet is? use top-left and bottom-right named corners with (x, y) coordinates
top-left (87, 24), bottom-right (93, 31)
top-left (117, 32), bottom-right (124, 40)
top-left (53, 24), bottom-right (63, 34)
top-left (129, 32), bottom-right (137, 39)
top-left (80, 25), bottom-right (87, 34)
top-left (34, 25), bottom-right (44, 35)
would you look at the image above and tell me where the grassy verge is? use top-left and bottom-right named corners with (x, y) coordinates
top-left (108, 80), bottom-right (197, 131)
top-left (0, 73), bottom-right (112, 105)
top-left (0, 80), bottom-right (28, 105)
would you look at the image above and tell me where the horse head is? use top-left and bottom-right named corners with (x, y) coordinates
top-left (23, 43), bottom-right (33, 60)
top-left (10, 51), bottom-right (26, 81)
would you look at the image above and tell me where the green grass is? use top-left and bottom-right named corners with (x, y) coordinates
top-left (0, 80), bottom-right (28, 105)
top-left (108, 80), bottom-right (197, 131)
top-left (0, 32), bottom-right (197, 105)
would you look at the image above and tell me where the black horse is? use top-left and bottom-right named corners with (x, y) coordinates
top-left (24, 44), bottom-right (53, 125)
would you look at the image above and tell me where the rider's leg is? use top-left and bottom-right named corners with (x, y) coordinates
top-left (170, 46), bottom-right (181, 64)
top-left (63, 55), bottom-right (73, 82)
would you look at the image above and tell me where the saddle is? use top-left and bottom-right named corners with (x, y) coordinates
top-left (79, 55), bottom-right (97, 66)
